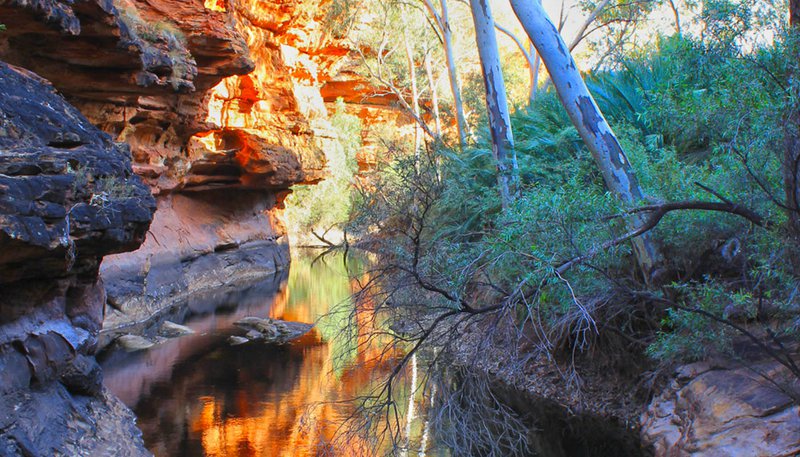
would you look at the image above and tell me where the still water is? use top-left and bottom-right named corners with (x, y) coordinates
top-left (101, 250), bottom-right (416, 457)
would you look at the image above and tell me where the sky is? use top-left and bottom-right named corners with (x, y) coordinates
top-left (490, 0), bottom-right (685, 65)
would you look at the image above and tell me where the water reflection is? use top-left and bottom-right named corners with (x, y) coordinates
top-left (102, 250), bottom-right (415, 457)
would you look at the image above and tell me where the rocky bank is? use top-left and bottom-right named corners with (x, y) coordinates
top-left (641, 356), bottom-right (800, 456)
top-left (0, 61), bottom-right (153, 455)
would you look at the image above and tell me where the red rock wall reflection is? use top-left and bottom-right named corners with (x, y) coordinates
top-left (107, 252), bottom-right (409, 457)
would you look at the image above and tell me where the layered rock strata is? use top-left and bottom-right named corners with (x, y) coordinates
top-left (0, 62), bottom-right (154, 455)
top-left (641, 357), bottom-right (800, 456)
top-left (0, 0), bottom-right (350, 341)
top-left (0, 0), bottom-right (414, 454)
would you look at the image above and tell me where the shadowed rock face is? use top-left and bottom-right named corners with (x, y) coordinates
top-left (0, 61), bottom-right (153, 455)
top-left (0, 63), bottom-right (155, 283)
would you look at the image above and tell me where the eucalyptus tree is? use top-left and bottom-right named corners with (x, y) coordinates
top-left (402, 8), bottom-right (424, 157)
top-left (509, 0), bottom-right (662, 278)
top-left (469, 0), bottom-right (518, 205)
top-left (421, 0), bottom-right (469, 147)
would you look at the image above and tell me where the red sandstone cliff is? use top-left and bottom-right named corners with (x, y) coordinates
top-left (0, 0), bottom-right (410, 342)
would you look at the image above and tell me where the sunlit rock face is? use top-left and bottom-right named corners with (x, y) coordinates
top-left (0, 0), bottom-right (347, 338)
top-left (0, 0), bottom-right (406, 342)
top-left (197, 0), bottom-right (338, 188)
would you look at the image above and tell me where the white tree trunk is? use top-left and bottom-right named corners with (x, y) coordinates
top-left (424, 50), bottom-right (443, 137)
top-left (509, 0), bottom-right (661, 278)
top-left (423, 0), bottom-right (469, 148)
top-left (403, 21), bottom-right (423, 164)
top-left (470, 0), bottom-right (517, 206)
top-left (440, 0), bottom-right (469, 148)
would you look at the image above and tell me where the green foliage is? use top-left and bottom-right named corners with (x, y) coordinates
top-left (646, 282), bottom-right (738, 361)
top-left (588, 31), bottom-right (798, 362)
top-left (342, 2), bottom-right (800, 397)
top-left (355, 9), bottom-right (800, 369)
top-left (69, 164), bottom-right (136, 210)
top-left (284, 99), bottom-right (362, 241)
top-left (93, 175), bottom-right (136, 200)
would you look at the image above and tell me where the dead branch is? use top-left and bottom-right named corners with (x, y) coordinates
top-left (558, 200), bottom-right (768, 274)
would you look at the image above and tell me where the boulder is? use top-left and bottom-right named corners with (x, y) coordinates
top-left (159, 321), bottom-right (194, 338)
top-left (116, 335), bottom-right (155, 352)
top-left (233, 317), bottom-right (313, 343)
top-left (228, 336), bottom-right (249, 346)
top-left (641, 359), bottom-right (800, 456)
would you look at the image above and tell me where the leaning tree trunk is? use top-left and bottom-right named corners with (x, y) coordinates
top-left (470, 0), bottom-right (518, 206)
top-left (509, 0), bottom-right (662, 279)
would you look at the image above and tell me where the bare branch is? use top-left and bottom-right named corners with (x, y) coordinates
top-left (559, 200), bottom-right (768, 274)
top-left (568, 0), bottom-right (612, 51)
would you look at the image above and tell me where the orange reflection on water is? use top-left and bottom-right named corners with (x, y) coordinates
top-left (103, 252), bottom-right (413, 457)
top-left (176, 253), bottom-right (400, 457)
top-left (186, 337), bottom-right (391, 456)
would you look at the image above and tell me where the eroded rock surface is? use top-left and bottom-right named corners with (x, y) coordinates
top-left (99, 190), bottom-right (290, 345)
top-left (641, 359), bottom-right (800, 457)
top-left (0, 0), bottom-right (334, 338)
top-left (0, 61), bottom-right (153, 455)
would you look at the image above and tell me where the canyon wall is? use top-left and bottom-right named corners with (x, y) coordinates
top-left (0, 60), bottom-right (154, 455)
top-left (0, 0), bottom-right (386, 344)
top-left (0, 0), bottom-right (410, 453)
